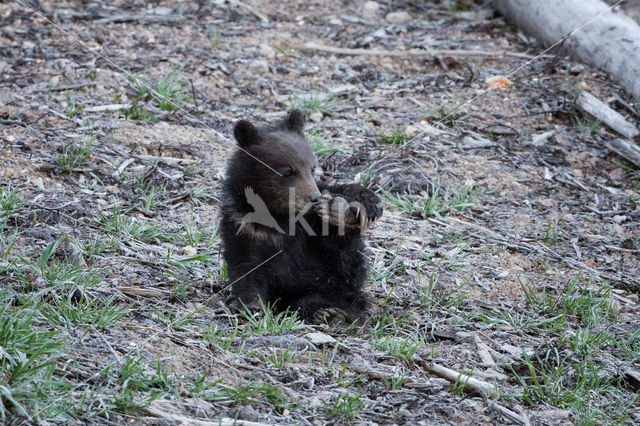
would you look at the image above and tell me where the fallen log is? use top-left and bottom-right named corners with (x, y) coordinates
top-left (493, 0), bottom-right (640, 102)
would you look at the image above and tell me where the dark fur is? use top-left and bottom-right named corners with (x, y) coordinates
top-left (220, 110), bottom-right (383, 322)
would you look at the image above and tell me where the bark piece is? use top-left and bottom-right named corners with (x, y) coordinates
top-left (577, 91), bottom-right (639, 138)
top-left (420, 361), bottom-right (499, 398)
top-left (605, 138), bottom-right (640, 168)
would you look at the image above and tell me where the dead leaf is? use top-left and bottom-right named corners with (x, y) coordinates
top-left (486, 75), bottom-right (513, 90)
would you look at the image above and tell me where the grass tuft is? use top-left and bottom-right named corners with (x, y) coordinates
top-left (381, 181), bottom-right (481, 219)
top-left (378, 128), bottom-right (413, 146)
top-left (0, 297), bottom-right (66, 422)
top-left (58, 139), bottom-right (95, 172)
top-left (289, 92), bottom-right (339, 116)
top-left (240, 300), bottom-right (305, 336)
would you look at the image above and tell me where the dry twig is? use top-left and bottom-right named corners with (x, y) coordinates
top-left (298, 41), bottom-right (550, 60)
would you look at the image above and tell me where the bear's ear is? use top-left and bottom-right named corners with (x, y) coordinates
top-left (234, 120), bottom-right (259, 148)
top-left (286, 109), bottom-right (306, 134)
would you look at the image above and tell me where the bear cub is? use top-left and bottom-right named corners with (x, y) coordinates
top-left (220, 110), bottom-right (383, 323)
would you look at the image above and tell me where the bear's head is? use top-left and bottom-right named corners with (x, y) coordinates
top-left (228, 110), bottom-right (322, 218)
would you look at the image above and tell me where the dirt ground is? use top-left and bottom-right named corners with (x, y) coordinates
top-left (1, 0), bottom-right (639, 425)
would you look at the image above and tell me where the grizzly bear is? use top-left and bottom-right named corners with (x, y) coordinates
top-left (220, 110), bottom-right (383, 323)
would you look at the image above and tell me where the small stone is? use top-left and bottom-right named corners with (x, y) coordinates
top-left (236, 405), bottom-right (260, 422)
top-left (535, 408), bottom-right (576, 421)
top-left (309, 111), bottom-right (323, 122)
top-left (372, 28), bottom-right (387, 38)
top-left (183, 245), bottom-right (197, 256)
top-left (250, 59), bottom-right (269, 74)
top-left (405, 125), bottom-right (419, 137)
top-left (258, 43), bottom-right (275, 59)
top-left (386, 11), bottom-right (411, 24)
top-left (31, 176), bottom-right (44, 189)
top-left (306, 332), bottom-right (337, 346)
top-left (461, 135), bottom-right (494, 149)
top-left (569, 64), bottom-right (584, 75)
top-left (362, 1), bottom-right (380, 19)
top-left (530, 130), bottom-right (554, 146)
top-left (537, 198), bottom-right (557, 209)
top-left (609, 167), bottom-right (625, 183)
top-left (612, 215), bottom-right (627, 224)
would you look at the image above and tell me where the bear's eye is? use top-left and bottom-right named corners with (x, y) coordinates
top-left (281, 168), bottom-right (295, 178)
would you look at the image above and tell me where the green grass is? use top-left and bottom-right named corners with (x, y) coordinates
top-left (322, 393), bottom-right (364, 420)
top-left (188, 373), bottom-right (225, 400)
top-left (357, 163), bottom-right (377, 189)
top-left (182, 224), bottom-right (218, 248)
top-left (153, 67), bottom-right (187, 111)
top-left (81, 237), bottom-right (117, 257)
top-left (424, 245), bottom-right (470, 271)
top-left (306, 128), bottom-right (343, 155)
top-left (141, 187), bottom-right (160, 211)
top-left (65, 90), bottom-right (82, 118)
top-left (511, 346), bottom-right (638, 423)
top-left (308, 345), bottom-right (341, 376)
top-left (373, 335), bottom-right (421, 361)
top-left (40, 294), bottom-right (129, 329)
top-left (381, 182), bottom-right (481, 219)
top-left (0, 298), bottom-right (66, 422)
top-left (130, 67), bottom-right (187, 112)
top-left (0, 186), bottom-right (21, 253)
top-left (105, 354), bottom-right (171, 414)
top-left (124, 100), bottom-right (156, 122)
top-left (432, 230), bottom-right (467, 245)
top-left (207, 27), bottom-right (222, 48)
top-left (520, 275), bottom-right (616, 328)
top-left (573, 116), bottom-right (602, 135)
top-left (425, 105), bottom-right (470, 126)
top-left (446, 0), bottom-right (468, 11)
top-left (57, 139), bottom-right (95, 172)
top-left (368, 248), bottom-right (406, 284)
top-left (205, 319), bottom-right (240, 351)
top-left (289, 92), bottom-right (339, 116)
top-left (382, 371), bottom-right (406, 390)
top-left (240, 300), bottom-right (305, 336)
top-left (221, 382), bottom-right (290, 414)
top-left (273, 44), bottom-right (299, 59)
top-left (256, 347), bottom-right (299, 369)
top-left (0, 185), bottom-right (21, 223)
top-left (378, 128), bottom-right (413, 146)
top-left (16, 239), bottom-right (102, 289)
top-left (542, 221), bottom-right (562, 244)
top-left (98, 206), bottom-right (171, 244)
top-left (154, 307), bottom-right (202, 332)
top-left (417, 268), bottom-right (469, 309)
top-left (493, 275), bottom-right (639, 422)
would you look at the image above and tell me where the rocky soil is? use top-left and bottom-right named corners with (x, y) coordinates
top-left (1, 0), bottom-right (639, 424)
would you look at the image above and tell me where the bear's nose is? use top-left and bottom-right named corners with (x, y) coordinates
top-left (309, 193), bottom-right (322, 202)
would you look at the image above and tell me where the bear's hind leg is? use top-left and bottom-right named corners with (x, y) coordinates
top-left (284, 291), bottom-right (371, 325)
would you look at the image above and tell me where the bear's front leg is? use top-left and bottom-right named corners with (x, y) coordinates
top-left (228, 279), bottom-right (270, 314)
top-left (315, 183), bottom-right (383, 231)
